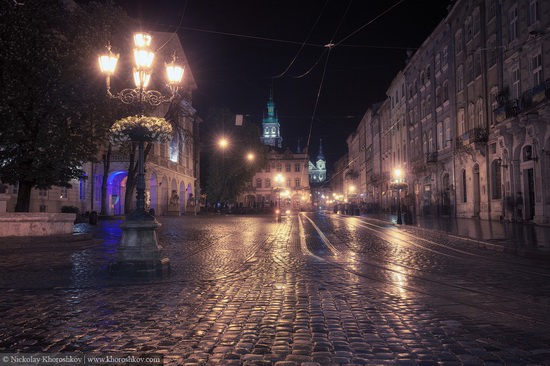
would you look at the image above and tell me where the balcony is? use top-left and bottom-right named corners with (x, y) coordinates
top-left (493, 78), bottom-right (550, 124)
top-left (521, 79), bottom-right (550, 110)
top-left (426, 151), bottom-right (438, 164)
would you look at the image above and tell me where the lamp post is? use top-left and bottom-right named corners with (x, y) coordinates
top-left (391, 169), bottom-right (408, 225)
top-left (274, 173), bottom-right (284, 222)
top-left (98, 32), bottom-right (184, 276)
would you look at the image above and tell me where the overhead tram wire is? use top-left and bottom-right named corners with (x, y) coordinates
top-left (273, 0), bottom-right (330, 79)
top-left (299, 0), bottom-right (353, 186)
top-left (155, 0), bottom-right (188, 53)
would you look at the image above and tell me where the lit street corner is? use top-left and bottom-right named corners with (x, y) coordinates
top-left (0, 213), bottom-right (550, 365)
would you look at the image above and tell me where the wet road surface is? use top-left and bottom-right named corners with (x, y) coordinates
top-left (0, 213), bottom-right (549, 365)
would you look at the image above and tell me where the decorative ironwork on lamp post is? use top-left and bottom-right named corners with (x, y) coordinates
top-left (390, 169), bottom-right (408, 225)
top-left (98, 32), bottom-right (184, 276)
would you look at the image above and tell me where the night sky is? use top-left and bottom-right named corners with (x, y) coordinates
top-left (111, 0), bottom-right (450, 169)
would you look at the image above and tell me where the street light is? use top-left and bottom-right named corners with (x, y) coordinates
top-left (390, 169), bottom-right (408, 225)
top-left (274, 173), bottom-right (284, 222)
top-left (98, 32), bottom-right (184, 276)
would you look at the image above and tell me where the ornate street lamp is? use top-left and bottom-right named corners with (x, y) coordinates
top-left (98, 32), bottom-right (184, 276)
top-left (390, 169), bottom-right (408, 225)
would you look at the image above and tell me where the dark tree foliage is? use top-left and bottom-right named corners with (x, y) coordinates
top-left (0, 1), bottom-right (134, 211)
top-left (203, 108), bottom-right (267, 206)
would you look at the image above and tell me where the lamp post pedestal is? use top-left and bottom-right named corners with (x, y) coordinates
top-left (109, 139), bottom-right (170, 277)
top-left (109, 220), bottom-right (170, 277)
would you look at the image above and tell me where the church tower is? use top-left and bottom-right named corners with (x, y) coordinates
top-left (316, 139), bottom-right (326, 181)
top-left (261, 88), bottom-right (283, 148)
top-left (309, 139), bottom-right (327, 183)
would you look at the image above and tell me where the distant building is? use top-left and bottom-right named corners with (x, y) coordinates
top-left (309, 139), bottom-right (327, 183)
top-left (260, 90), bottom-right (283, 148)
top-left (238, 93), bottom-right (311, 211)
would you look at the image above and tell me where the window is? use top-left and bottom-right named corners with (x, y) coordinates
top-left (443, 80), bottom-right (449, 101)
top-left (436, 86), bottom-right (442, 106)
top-left (266, 165), bottom-right (271, 173)
top-left (455, 31), bottom-right (463, 54)
top-left (277, 164), bottom-right (282, 172)
top-left (256, 178), bottom-right (262, 188)
top-left (435, 53), bottom-right (441, 71)
top-left (509, 7), bottom-right (518, 42)
top-left (473, 10), bottom-right (480, 35)
top-left (294, 163), bottom-right (301, 172)
top-left (294, 178), bottom-right (301, 187)
top-left (474, 50), bottom-right (481, 77)
top-left (421, 100), bottom-right (426, 118)
top-left (531, 52), bottom-right (543, 86)
top-left (428, 129), bottom-right (434, 153)
top-left (79, 179), bottom-right (86, 200)
top-left (511, 66), bottom-right (521, 99)
top-left (458, 108), bottom-right (465, 136)
top-left (465, 17), bottom-right (472, 41)
top-left (265, 178), bottom-right (271, 188)
top-left (488, 38), bottom-right (497, 67)
top-left (437, 122), bottom-right (443, 150)
top-left (38, 189), bottom-right (48, 198)
top-left (529, 0), bottom-right (540, 26)
top-left (462, 170), bottom-right (468, 203)
top-left (286, 178), bottom-right (291, 187)
top-left (285, 163), bottom-right (291, 172)
top-left (442, 46), bottom-right (448, 66)
top-left (467, 56), bottom-right (474, 80)
top-left (468, 103), bottom-right (475, 130)
top-left (444, 118), bottom-right (451, 147)
top-left (476, 98), bottom-right (484, 128)
top-left (60, 186), bottom-right (68, 199)
top-left (457, 65), bottom-right (464, 91)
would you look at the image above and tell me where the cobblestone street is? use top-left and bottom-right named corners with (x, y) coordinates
top-left (1, 213), bottom-right (550, 365)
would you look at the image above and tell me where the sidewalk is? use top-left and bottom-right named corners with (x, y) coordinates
top-left (360, 212), bottom-right (550, 259)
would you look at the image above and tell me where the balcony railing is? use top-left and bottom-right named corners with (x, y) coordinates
top-left (456, 128), bottom-right (488, 146)
top-left (493, 78), bottom-right (550, 124)
top-left (426, 151), bottom-right (438, 164)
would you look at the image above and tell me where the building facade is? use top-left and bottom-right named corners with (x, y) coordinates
top-left (332, 0), bottom-right (550, 224)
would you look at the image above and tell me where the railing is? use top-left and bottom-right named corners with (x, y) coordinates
top-left (493, 78), bottom-right (550, 124)
top-left (426, 151), bottom-right (438, 163)
top-left (456, 128), bottom-right (488, 146)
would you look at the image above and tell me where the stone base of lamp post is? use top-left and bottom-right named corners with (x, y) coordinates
top-left (108, 220), bottom-right (170, 277)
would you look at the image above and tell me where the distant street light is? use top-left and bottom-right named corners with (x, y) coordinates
top-left (390, 168), bottom-right (408, 225)
top-left (98, 32), bottom-right (184, 276)
top-left (274, 173), bottom-right (284, 222)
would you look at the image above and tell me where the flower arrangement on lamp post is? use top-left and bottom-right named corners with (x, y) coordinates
top-left (111, 115), bottom-right (173, 143)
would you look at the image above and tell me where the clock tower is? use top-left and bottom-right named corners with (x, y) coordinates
top-left (261, 89), bottom-right (283, 148)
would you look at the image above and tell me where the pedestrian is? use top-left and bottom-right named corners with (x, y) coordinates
top-left (516, 192), bottom-right (523, 222)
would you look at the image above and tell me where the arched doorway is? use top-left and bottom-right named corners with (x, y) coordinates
top-left (107, 171), bottom-right (127, 215)
top-left (179, 181), bottom-right (185, 212)
top-left (149, 173), bottom-right (158, 214)
top-left (160, 176), bottom-right (169, 215)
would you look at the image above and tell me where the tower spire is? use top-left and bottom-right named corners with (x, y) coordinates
top-left (317, 139), bottom-right (325, 160)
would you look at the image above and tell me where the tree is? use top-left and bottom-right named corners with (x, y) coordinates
top-left (0, 1), bottom-right (134, 211)
top-left (203, 108), bottom-right (267, 206)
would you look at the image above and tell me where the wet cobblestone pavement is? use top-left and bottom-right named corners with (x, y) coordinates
top-left (1, 213), bottom-right (550, 365)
